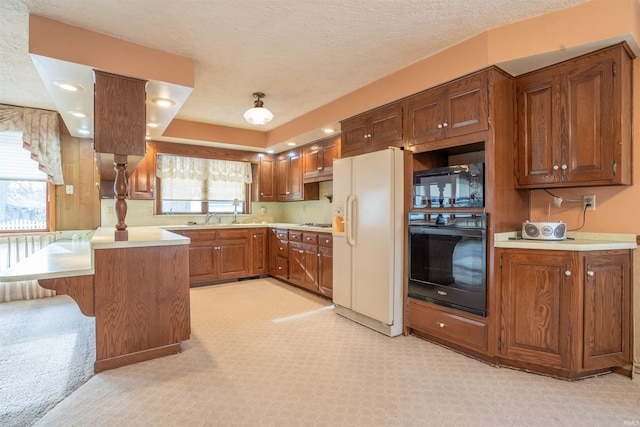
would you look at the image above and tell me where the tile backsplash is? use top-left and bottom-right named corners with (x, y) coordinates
top-left (100, 181), bottom-right (333, 227)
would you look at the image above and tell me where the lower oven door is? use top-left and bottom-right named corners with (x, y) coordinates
top-left (408, 224), bottom-right (486, 316)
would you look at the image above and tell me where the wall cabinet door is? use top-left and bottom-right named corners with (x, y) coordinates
top-left (128, 142), bottom-right (156, 200)
top-left (341, 102), bottom-right (403, 157)
top-left (406, 70), bottom-right (488, 147)
top-left (581, 251), bottom-right (631, 370)
top-left (277, 153), bottom-right (303, 201)
top-left (500, 250), bottom-right (576, 370)
top-left (302, 135), bottom-right (340, 182)
top-left (515, 43), bottom-right (632, 188)
top-left (257, 155), bottom-right (276, 202)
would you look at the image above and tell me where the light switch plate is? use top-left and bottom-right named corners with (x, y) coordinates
top-left (65, 185), bottom-right (74, 195)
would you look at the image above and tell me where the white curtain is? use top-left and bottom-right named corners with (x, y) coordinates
top-left (0, 105), bottom-right (64, 185)
top-left (156, 155), bottom-right (252, 184)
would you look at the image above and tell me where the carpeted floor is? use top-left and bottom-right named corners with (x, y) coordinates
top-left (0, 295), bottom-right (95, 427)
top-left (23, 278), bottom-right (640, 426)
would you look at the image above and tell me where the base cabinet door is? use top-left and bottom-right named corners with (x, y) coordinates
top-left (251, 228), bottom-right (268, 275)
top-left (581, 251), bottom-right (631, 370)
top-left (186, 244), bottom-right (218, 284)
top-left (498, 248), bottom-right (632, 378)
top-left (217, 233), bottom-right (251, 281)
top-left (500, 250), bottom-right (576, 370)
top-left (317, 233), bottom-right (333, 298)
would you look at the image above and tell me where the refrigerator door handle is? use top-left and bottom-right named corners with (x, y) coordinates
top-left (346, 194), bottom-right (356, 246)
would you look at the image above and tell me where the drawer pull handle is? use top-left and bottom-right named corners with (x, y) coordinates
top-left (437, 322), bottom-right (447, 328)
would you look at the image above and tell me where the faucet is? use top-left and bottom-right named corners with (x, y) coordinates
top-left (204, 212), bottom-right (219, 225)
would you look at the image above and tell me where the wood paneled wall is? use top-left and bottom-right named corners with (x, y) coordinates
top-left (55, 120), bottom-right (101, 230)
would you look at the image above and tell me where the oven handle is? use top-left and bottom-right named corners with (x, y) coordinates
top-left (346, 194), bottom-right (356, 246)
top-left (409, 226), bottom-right (486, 238)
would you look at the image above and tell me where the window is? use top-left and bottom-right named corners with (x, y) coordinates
top-left (156, 155), bottom-right (252, 215)
top-left (0, 131), bottom-right (48, 231)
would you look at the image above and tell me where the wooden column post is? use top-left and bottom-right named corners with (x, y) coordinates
top-left (114, 154), bottom-right (128, 241)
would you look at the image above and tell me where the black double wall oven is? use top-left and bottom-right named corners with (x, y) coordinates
top-left (409, 163), bottom-right (487, 317)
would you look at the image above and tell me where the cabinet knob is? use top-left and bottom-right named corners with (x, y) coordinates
top-left (437, 124), bottom-right (443, 129)
top-left (437, 322), bottom-right (447, 328)
top-left (317, 167), bottom-right (322, 170)
top-left (587, 270), bottom-right (595, 277)
top-left (317, 253), bottom-right (320, 257)
top-left (553, 165), bottom-right (559, 170)
top-left (299, 250), bottom-right (304, 253)
top-left (561, 164), bottom-right (567, 170)
top-left (565, 270), bottom-right (572, 276)
top-left (442, 122), bottom-right (448, 128)
top-left (286, 191), bottom-right (290, 195)
top-left (280, 247), bottom-right (283, 251)
top-left (325, 239), bottom-right (330, 243)
top-left (260, 192), bottom-right (264, 195)
top-left (253, 235), bottom-right (257, 238)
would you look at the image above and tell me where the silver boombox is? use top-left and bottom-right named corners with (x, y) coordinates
top-left (522, 221), bottom-right (567, 241)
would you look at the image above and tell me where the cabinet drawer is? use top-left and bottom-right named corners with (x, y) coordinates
top-left (288, 231), bottom-right (303, 242)
top-left (302, 232), bottom-right (318, 244)
top-left (408, 299), bottom-right (488, 353)
top-left (276, 229), bottom-right (289, 241)
top-left (276, 240), bottom-right (289, 255)
top-left (217, 229), bottom-right (250, 240)
top-left (318, 233), bottom-right (333, 247)
top-left (275, 255), bottom-right (288, 277)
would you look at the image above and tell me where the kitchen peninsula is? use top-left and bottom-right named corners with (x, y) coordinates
top-left (0, 227), bottom-right (191, 372)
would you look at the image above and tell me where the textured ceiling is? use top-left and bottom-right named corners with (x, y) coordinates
top-left (1, 0), bottom-right (589, 142)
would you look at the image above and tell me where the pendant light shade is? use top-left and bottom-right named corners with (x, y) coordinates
top-left (244, 92), bottom-right (273, 125)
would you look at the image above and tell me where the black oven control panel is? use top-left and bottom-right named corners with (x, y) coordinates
top-left (408, 212), bottom-right (486, 230)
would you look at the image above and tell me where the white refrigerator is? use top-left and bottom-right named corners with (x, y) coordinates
top-left (332, 147), bottom-right (404, 337)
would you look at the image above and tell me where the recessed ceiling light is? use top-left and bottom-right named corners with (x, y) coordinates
top-left (53, 81), bottom-right (84, 92)
top-left (151, 98), bottom-right (175, 107)
top-left (77, 129), bottom-right (90, 135)
top-left (323, 128), bottom-right (334, 134)
top-left (266, 150), bottom-right (275, 154)
top-left (68, 111), bottom-right (87, 118)
top-left (287, 142), bottom-right (296, 146)
top-left (147, 122), bottom-right (159, 128)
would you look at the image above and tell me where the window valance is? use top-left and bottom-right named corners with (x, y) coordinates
top-left (0, 104), bottom-right (63, 185)
top-left (156, 155), bottom-right (252, 184)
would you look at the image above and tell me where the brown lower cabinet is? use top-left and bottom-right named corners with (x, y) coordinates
top-left (173, 228), bottom-right (267, 286)
top-left (268, 228), bottom-right (333, 298)
top-left (497, 248), bottom-right (632, 379)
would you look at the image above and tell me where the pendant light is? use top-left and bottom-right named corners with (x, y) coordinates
top-left (243, 92), bottom-right (273, 125)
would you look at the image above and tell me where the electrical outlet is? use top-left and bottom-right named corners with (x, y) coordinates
top-left (583, 194), bottom-right (596, 211)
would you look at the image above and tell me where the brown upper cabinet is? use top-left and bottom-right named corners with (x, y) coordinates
top-left (302, 135), bottom-right (340, 183)
top-left (93, 70), bottom-right (146, 156)
top-left (515, 43), bottom-right (633, 188)
top-left (341, 102), bottom-right (403, 157)
top-left (128, 142), bottom-right (156, 200)
top-left (277, 151), bottom-right (304, 201)
top-left (256, 155), bottom-right (276, 202)
top-left (405, 69), bottom-right (489, 147)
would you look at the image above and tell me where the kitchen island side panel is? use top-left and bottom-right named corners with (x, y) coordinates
top-left (93, 244), bottom-right (190, 371)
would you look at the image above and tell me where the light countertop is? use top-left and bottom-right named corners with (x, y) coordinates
top-left (91, 226), bottom-right (190, 249)
top-left (494, 231), bottom-right (637, 251)
top-left (162, 223), bottom-right (334, 234)
top-left (1, 224), bottom-right (331, 282)
top-left (0, 241), bottom-right (93, 282)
